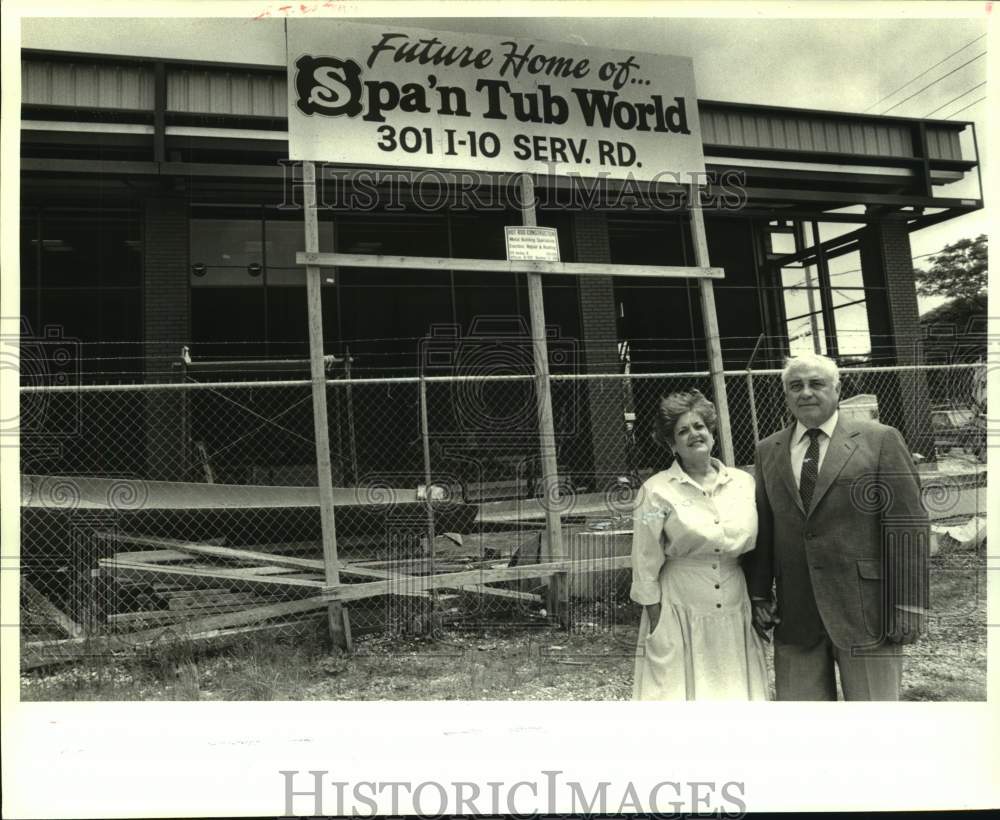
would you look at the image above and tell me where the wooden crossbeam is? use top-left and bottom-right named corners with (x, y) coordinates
top-left (324, 555), bottom-right (631, 603)
top-left (297, 251), bottom-right (723, 280)
top-left (103, 532), bottom-right (538, 604)
top-left (99, 559), bottom-right (324, 589)
top-left (103, 532), bottom-right (325, 572)
top-left (459, 586), bottom-right (542, 603)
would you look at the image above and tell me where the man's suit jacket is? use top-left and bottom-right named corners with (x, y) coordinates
top-left (745, 416), bottom-right (929, 649)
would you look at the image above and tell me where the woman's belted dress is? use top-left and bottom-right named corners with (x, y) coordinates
top-left (630, 459), bottom-right (769, 700)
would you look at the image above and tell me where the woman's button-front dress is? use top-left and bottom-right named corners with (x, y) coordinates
top-left (630, 459), bottom-right (769, 701)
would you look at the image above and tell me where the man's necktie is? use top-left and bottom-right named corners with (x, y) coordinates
top-left (799, 428), bottom-right (822, 511)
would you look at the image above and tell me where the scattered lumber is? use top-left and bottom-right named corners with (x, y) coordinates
top-left (26, 613), bottom-right (326, 670)
top-left (108, 603), bottom-right (261, 627)
top-left (423, 529), bottom-right (541, 561)
top-left (100, 559), bottom-right (324, 589)
top-left (168, 591), bottom-right (260, 611)
top-left (23, 517), bottom-right (571, 672)
top-left (325, 556), bottom-right (631, 603)
top-left (21, 579), bottom-right (82, 638)
top-left (100, 532), bottom-right (326, 572)
top-left (22, 596), bottom-right (330, 670)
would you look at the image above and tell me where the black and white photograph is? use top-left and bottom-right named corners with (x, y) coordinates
top-left (1, 0), bottom-right (996, 816)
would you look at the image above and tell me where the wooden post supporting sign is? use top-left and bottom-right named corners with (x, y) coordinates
top-left (518, 173), bottom-right (567, 622)
top-left (688, 184), bottom-right (735, 466)
top-left (303, 161), bottom-right (352, 651)
top-left (296, 182), bottom-right (734, 631)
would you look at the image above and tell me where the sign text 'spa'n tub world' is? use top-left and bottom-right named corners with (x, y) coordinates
top-left (287, 22), bottom-right (706, 181)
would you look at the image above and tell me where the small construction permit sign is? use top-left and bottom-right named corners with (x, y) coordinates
top-left (504, 226), bottom-right (561, 262)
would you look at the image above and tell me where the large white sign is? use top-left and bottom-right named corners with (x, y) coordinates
top-left (287, 21), bottom-right (705, 181)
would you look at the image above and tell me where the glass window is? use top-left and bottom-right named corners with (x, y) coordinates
top-left (607, 217), bottom-right (687, 267)
top-left (264, 219), bottom-right (334, 286)
top-left (339, 216), bottom-right (449, 256)
top-left (831, 287), bottom-right (866, 309)
top-left (818, 218), bottom-right (864, 242)
top-left (21, 209), bottom-right (39, 286)
top-left (451, 212), bottom-right (509, 260)
top-left (768, 231), bottom-right (796, 255)
top-left (20, 289), bottom-right (39, 335)
top-left (780, 265), bottom-right (808, 288)
top-left (786, 312), bottom-right (826, 356)
top-left (337, 215), bottom-right (451, 288)
top-left (833, 301), bottom-right (872, 356)
top-left (190, 219), bottom-right (263, 287)
top-left (40, 211), bottom-right (141, 289)
top-left (826, 249), bottom-right (864, 288)
top-left (783, 287), bottom-right (823, 320)
top-left (190, 288), bottom-right (266, 359)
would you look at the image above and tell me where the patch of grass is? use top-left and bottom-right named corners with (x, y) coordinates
top-left (20, 560), bottom-right (987, 703)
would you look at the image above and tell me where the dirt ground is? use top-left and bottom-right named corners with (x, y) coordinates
top-left (20, 542), bottom-right (986, 702)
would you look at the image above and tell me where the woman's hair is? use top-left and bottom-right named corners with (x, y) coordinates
top-left (651, 388), bottom-right (718, 450)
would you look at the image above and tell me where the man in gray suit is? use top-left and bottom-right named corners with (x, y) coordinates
top-left (745, 353), bottom-right (929, 700)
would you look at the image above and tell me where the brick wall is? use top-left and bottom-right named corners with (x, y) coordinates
top-left (143, 197), bottom-right (190, 479)
top-left (572, 212), bottom-right (629, 484)
top-left (862, 215), bottom-right (933, 454)
top-left (879, 217), bottom-right (924, 366)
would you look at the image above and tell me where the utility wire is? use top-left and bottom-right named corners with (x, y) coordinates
top-left (865, 33), bottom-right (986, 112)
top-left (923, 81), bottom-right (987, 117)
top-left (881, 52), bottom-right (986, 114)
top-left (946, 96), bottom-right (987, 119)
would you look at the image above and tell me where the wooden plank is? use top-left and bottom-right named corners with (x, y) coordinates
top-left (106, 547), bottom-right (445, 596)
top-left (459, 586), bottom-right (542, 603)
top-left (23, 596), bottom-right (329, 663)
top-left (109, 537), bottom-right (228, 565)
top-left (111, 549), bottom-right (195, 564)
top-left (241, 540), bottom-right (323, 555)
top-left (298, 251), bottom-right (724, 280)
top-left (108, 536), bottom-right (538, 601)
top-left (519, 172), bottom-right (565, 624)
top-left (164, 587), bottom-right (231, 599)
top-left (107, 562), bottom-right (307, 587)
top-left (259, 572), bottom-right (325, 581)
top-left (168, 591), bottom-right (260, 611)
top-left (348, 557), bottom-right (474, 570)
top-left (102, 532), bottom-right (325, 572)
top-left (98, 559), bottom-right (324, 589)
top-left (339, 556), bottom-right (541, 604)
top-left (323, 555), bottom-right (632, 603)
top-left (23, 615), bottom-right (326, 671)
top-left (108, 603), bottom-right (262, 627)
top-left (304, 159), bottom-right (352, 651)
top-left (21, 579), bottom-right (82, 637)
top-left (689, 183), bottom-right (735, 467)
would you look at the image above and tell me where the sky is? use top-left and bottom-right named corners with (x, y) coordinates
top-left (15, 3), bottom-right (993, 312)
top-left (387, 12), bottom-right (990, 310)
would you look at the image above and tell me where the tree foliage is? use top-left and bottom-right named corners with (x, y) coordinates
top-left (920, 292), bottom-right (987, 362)
top-left (913, 234), bottom-right (987, 301)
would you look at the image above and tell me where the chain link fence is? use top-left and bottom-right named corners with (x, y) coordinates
top-left (18, 360), bottom-right (988, 671)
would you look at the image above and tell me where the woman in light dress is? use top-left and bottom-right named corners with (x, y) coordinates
top-left (631, 389), bottom-right (769, 700)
